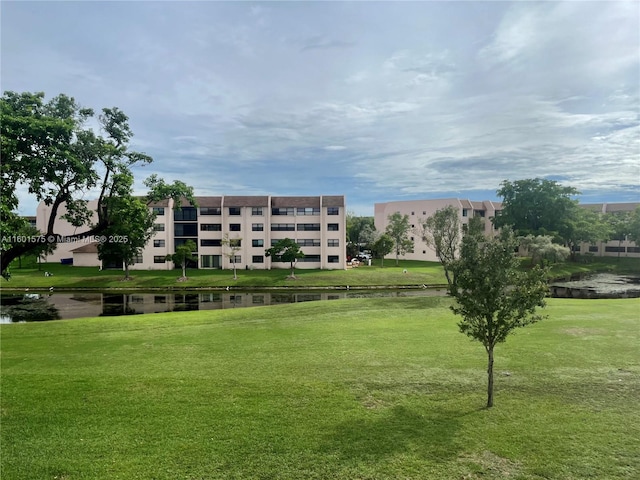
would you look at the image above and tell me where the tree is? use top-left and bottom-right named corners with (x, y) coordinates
top-left (418, 205), bottom-right (461, 287)
top-left (265, 238), bottom-right (305, 278)
top-left (518, 235), bottom-right (570, 267)
top-left (628, 206), bottom-right (640, 245)
top-left (166, 240), bottom-right (197, 279)
top-left (493, 178), bottom-right (580, 242)
top-left (222, 234), bottom-right (242, 280)
top-left (372, 233), bottom-right (394, 267)
top-left (346, 213), bottom-right (375, 258)
top-left (97, 177), bottom-right (156, 280)
top-left (385, 212), bottom-right (413, 266)
top-left (449, 230), bottom-right (548, 408)
top-left (0, 91), bottom-right (196, 278)
top-left (564, 208), bottom-right (611, 259)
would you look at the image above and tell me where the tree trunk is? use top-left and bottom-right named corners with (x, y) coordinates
top-left (182, 263), bottom-right (186, 278)
top-left (487, 346), bottom-right (495, 408)
top-left (124, 262), bottom-right (130, 280)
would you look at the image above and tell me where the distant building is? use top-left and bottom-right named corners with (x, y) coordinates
top-left (374, 198), bottom-right (639, 262)
top-left (36, 195), bottom-right (347, 270)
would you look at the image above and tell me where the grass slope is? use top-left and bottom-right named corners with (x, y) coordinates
top-left (1, 297), bottom-right (639, 479)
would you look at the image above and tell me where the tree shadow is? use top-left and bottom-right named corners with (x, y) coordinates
top-left (319, 404), bottom-right (467, 464)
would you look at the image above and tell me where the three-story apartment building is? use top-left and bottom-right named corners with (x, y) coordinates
top-left (36, 195), bottom-right (347, 270)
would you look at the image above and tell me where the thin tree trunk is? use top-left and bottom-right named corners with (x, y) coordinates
top-left (487, 346), bottom-right (495, 408)
top-left (182, 263), bottom-right (186, 278)
top-left (124, 262), bottom-right (130, 280)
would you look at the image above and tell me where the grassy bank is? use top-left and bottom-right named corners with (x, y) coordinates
top-left (2, 256), bottom-right (639, 290)
top-left (2, 297), bottom-right (639, 479)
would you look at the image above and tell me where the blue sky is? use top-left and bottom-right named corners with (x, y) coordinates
top-left (2, 1), bottom-right (638, 216)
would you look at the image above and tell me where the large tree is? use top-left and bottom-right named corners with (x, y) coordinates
top-left (449, 230), bottom-right (548, 408)
top-left (493, 178), bottom-right (580, 242)
top-left (265, 238), bottom-right (305, 278)
top-left (418, 205), bottom-right (461, 287)
top-left (385, 212), bottom-right (413, 266)
top-left (0, 91), bottom-right (194, 277)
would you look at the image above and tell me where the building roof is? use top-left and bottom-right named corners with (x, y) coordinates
top-left (224, 196), bottom-right (269, 207)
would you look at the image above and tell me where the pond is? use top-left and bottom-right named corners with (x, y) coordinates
top-left (0, 288), bottom-right (448, 323)
top-left (549, 273), bottom-right (640, 299)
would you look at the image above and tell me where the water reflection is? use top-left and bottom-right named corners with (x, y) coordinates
top-left (1, 288), bottom-right (446, 322)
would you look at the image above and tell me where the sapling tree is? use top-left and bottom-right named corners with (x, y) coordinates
top-left (265, 238), bottom-right (305, 278)
top-left (385, 212), bottom-right (413, 266)
top-left (418, 205), bottom-right (461, 287)
top-left (372, 233), bottom-right (394, 267)
top-left (222, 234), bottom-right (242, 280)
top-left (167, 240), bottom-right (197, 279)
top-left (449, 229), bottom-right (548, 408)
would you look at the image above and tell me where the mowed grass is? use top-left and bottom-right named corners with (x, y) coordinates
top-left (1, 297), bottom-right (639, 479)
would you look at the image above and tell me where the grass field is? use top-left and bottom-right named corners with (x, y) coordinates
top-left (1, 297), bottom-right (639, 479)
top-left (2, 256), bottom-right (639, 290)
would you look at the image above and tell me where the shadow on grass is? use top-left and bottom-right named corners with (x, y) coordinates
top-left (320, 404), bottom-right (465, 463)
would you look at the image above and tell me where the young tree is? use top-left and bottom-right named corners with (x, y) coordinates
top-left (222, 234), bottom-right (242, 280)
top-left (450, 230), bottom-right (548, 408)
top-left (385, 212), bottom-right (413, 266)
top-left (265, 238), bottom-right (305, 278)
top-left (372, 233), bottom-right (394, 267)
top-left (346, 213), bottom-right (375, 257)
top-left (418, 205), bottom-right (461, 287)
top-left (166, 240), bottom-right (197, 280)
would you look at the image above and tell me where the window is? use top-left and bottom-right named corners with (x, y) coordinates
top-left (201, 239), bottom-right (222, 247)
top-left (200, 223), bottom-right (222, 231)
top-left (588, 245), bottom-right (599, 253)
top-left (153, 223), bottom-right (165, 232)
top-left (174, 223), bottom-right (198, 236)
top-left (154, 256), bottom-right (166, 263)
top-left (175, 238), bottom-right (198, 249)
top-left (252, 223), bottom-right (264, 232)
top-left (297, 223), bottom-right (320, 231)
top-left (327, 239), bottom-right (339, 247)
top-left (572, 245), bottom-right (581, 252)
top-left (132, 254), bottom-right (143, 264)
top-left (327, 223), bottom-right (339, 231)
top-left (411, 211), bottom-right (415, 215)
top-left (228, 207), bottom-right (241, 216)
top-left (462, 209), bottom-right (469, 217)
top-left (297, 207), bottom-right (320, 216)
top-left (299, 255), bottom-right (321, 263)
top-left (252, 255), bottom-right (264, 264)
top-left (271, 223), bottom-right (295, 231)
top-left (473, 210), bottom-right (485, 218)
top-left (229, 239), bottom-right (241, 247)
top-left (153, 239), bottom-right (165, 247)
top-left (252, 239), bottom-right (264, 247)
top-left (627, 247), bottom-right (640, 253)
top-left (605, 246), bottom-right (625, 253)
top-left (200, 207), bottom-right (221, 215)
top-left (252, 207), bottom-right (263, 216)
top-left (200, 255), bottom-right (218, 268)
top-left (229, 224), bottom-right (241, 232)
top-left (174, 207), bottom-right (197, 221)
top-left (230, 255), bottom-right (241, 264)
top-left (422, 211), bottom-right (426, 215)
top-left (327, 207), bottom-right (339, 215)
top-left (272, 207), bottom-right (294, 216)
top-left (328, 255), bottom-right (340, 263)
top-left (297, 239), bottom-right (321, 247)
top-left (152, 207), bottom-right (165, 215)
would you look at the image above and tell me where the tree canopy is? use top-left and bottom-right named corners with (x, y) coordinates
top-left (418, 205), bottom-right (461, 287)
top-left (450, 230), bottom-right (548, 408)
top-left (0, 91), bottom-right (195, 277)
top-left (265, 238), bottom-right (305, 278)
top-left (385, 212), bottom-right (413, 266)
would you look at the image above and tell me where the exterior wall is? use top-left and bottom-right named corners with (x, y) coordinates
top-left (374, 198), bottom-right (502, 262)
top-left (36, 195), bottom-right (347, 270)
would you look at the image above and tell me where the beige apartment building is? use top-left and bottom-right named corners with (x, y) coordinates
top-left (374, 198), bottom-right (639, 262)
top-left (36, 195), bottom-right (347, 270)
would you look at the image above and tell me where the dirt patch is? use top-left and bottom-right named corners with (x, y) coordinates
top-left (459, 450), bottom-right (523, 479)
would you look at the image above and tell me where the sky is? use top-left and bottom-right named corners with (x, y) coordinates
top-left (2, 0), bottom-right (639, 216)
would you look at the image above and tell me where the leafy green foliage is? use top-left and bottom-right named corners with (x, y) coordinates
top-left (418, 205), bottom-right (460, 286)
top-left (519, 235), bottom-right (570, 267)
top-left (385, 212), bottom-right (413, 266)
top-left (265, 238), bottom-right (305, 277)
top-left (166, 240), bottom-right (197, 279)
top-left (493, 178), bottom-right (580, 242)
top-left (450, 230), bottom-right (548, 407)
top-left (222, 234), bottom-right (242, 279)
top-left (346, 214), bottom-right (375, 257)
top-left (372, 233), bottom-right (394, 267)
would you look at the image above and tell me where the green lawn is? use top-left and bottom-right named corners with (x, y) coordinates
top-left (1, 297), bottom-right (638, 479)
top-left (2, 256), bottom-right (639, 290)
